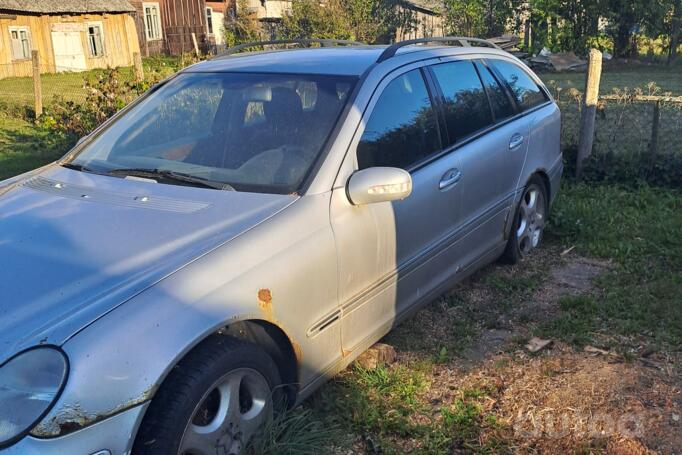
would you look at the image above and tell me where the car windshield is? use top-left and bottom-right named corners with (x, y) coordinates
top-left (65, 72), bottom-right (356, 193)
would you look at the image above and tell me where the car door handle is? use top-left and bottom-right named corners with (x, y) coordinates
top-left (439, 168), bottom-right (462, 190)
top-left (509, 133), bottom-right (524, 150)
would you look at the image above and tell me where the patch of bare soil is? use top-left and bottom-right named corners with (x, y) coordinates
top-left (385, 249), bottom-right (682, 453)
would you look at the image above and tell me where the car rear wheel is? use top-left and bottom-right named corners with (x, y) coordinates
top-left (133, 335), bottom-right (282, 455)
top-left (501, 176), bottom-right (547, 264)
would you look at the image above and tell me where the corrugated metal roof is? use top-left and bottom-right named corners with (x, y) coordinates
top-left (0, 0), bottom-right (135, 14)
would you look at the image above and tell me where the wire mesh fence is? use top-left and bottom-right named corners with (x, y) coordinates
top-left (552, 85), bottom-right (682, 184)
top-left (0, 63), bottom-right (144, 116)
top-left (554, 88), bottom-right (682, 158)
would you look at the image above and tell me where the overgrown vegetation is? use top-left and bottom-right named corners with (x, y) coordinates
top-left (222, 0), bottom-right (420, 45)
top-left (0, 115), bottom-right (65, 180)
top-left (441, 0), bottom-right (681, 60)
top-left (245, 408), bottom-right (342, 455)
top-left (221, 0), bottom-right (681, 61)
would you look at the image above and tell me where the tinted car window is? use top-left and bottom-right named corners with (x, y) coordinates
top-left (357, 69), bottom-right (440, 170)
top-left (474, 61), bottom-right (516, 121)
top-left (431, 61), bottom-right (493, 146)
top-left (489, 59), bottom-right (547, 110)
top-left (68, 73), bottom-right (355, 194)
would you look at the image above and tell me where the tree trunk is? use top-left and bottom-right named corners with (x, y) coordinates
top-left (669, 0), bottom-right (681, 64)
top-left (614, 21), bottom-right (632, 57)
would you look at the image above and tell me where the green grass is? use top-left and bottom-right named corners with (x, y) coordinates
top-left (0, 67), bottom-right (137, 110)
top-left (539, 63), bottom-right (682, 94)
top-left (0, 115), bottom-right (66, 180)
top-left (244, 408), bottom-right (342, 455)
top-left (0, 56), bottom-right (183, 113)
top-left (542, 182), bottom-right (682, 346)
top-left (315, 363), bottom-right (508, 454)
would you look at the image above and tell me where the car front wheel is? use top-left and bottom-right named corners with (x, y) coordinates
top-left (133, 335), bottom-right (282, 455)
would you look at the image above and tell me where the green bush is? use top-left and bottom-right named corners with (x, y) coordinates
top-left (37, 68), bottom-right (159, 144)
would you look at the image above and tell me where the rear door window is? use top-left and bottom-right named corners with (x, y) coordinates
top-left (357, 69), bottom-right (441, 170)
top-left (430, 61), bottom-right (493, 146)
top-left (474, 61), bottom-right (516, 121)
top-left (488, 59), bottom-right (548, 110)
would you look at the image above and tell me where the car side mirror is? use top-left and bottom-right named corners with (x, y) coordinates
top-left (347, 167), bottom-right (412, 205)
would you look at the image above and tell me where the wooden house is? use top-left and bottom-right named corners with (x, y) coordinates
top-left (206, 0), bottom-right (236, 48)
top-left (396, 1), bottom-right (445, 41)
top-left (0, 0), bottom-right (141, 79)
top-left (129, 0), bottom-right (233, 56)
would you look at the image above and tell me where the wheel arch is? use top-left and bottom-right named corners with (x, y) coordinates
top-left (144, 317), bottom-right (301, 412)
top-left (221, 319), bottom-right (300, 407)
top-left (506, 169), bottom-right (551, 240)
top-left (532, 169), bottom-right (552, 202)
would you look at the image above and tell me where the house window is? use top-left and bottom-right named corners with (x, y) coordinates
top-left (87, 23), bottom-right (105, 57)
top-left (143, 2), bottom-right (162, 40)
top-left (9, 27), bottom-right (31, 60)
top-left (205, 7), bottom-right (214, 34)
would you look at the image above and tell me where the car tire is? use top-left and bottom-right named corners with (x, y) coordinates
top-left (500, 175), bottom-right (548, 265)
top-left (132, 335), bottom-right (283, 455)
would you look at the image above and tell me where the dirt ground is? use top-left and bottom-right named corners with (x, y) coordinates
top-left (334, 247), bottom-right (682, 454)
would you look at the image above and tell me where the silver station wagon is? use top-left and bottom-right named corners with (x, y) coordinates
top-left (0, 37), bottom-right (562, 454)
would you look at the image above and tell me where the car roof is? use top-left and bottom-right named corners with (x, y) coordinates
top-left (184, 45), bottom-right (510, 76)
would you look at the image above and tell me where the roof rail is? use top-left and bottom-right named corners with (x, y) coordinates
top-left (217, 38), bottom-right (365, 58)
top-left (377, 36), bottom-right (500, 63)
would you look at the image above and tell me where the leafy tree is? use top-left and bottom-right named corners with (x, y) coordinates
top-left (278, 0), bottom-right (417, 44)
top-left (670, 0), bottom-right (681, 62)
top-left (279, 0), bottom-right (354, 40)
top-left (444, 0), bottom-right (515, 38)
top-left (605, 0), bottom-right (674, 57)
top-left (224, 1), bottom-right (262, 47)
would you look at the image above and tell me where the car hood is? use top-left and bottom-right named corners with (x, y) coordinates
top-left (0, 165), bottom-right (296, 363)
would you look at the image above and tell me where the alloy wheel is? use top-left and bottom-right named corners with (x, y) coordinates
top-left (178, 368), bottom-right (272, 455)
top-left (516, 183), bottom-right (546, 254)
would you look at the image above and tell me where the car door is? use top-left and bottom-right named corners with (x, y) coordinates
top-left (427, 58), bottom-right (530, 269)
top-left (329, 67), bottom-right (464, 352)
top-left (486, 57), bottom-right (555, 191)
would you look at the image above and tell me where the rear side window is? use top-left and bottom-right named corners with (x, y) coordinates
top-left (474, 61), bottom-right (515, 121)
top-left (489, 59), bottom-right (547, 110)
top-left (430, 61), bottom-right (493, 146)
top-left (357, 69), bottom-right (441, 170)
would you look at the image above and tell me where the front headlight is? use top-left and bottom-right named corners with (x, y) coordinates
top-left (0, 347), bottom-right (68, 447)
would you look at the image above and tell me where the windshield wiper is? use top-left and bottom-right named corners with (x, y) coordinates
top-left (107, 168), bottom-right (235, 191)
top-left (61, 162), bottom-right (103, 175)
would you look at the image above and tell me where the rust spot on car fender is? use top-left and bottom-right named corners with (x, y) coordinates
top-left (258, 288), bottom-right (272, 304)
top-left (31, 386), bottom-right (155, 437)
top-left (258, 288), bottom-right (274, 320)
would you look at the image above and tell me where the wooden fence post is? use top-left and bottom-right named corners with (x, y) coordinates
top-left (576, 48), bottom-right (602, 179)
top-left (191, 32), bottom-right (200, 57)
top-left (31, 50), bottom-right (42, 117)
top-left (648, 100), bottom-right (661, 173)
top-left (133, 51), bottom-right (144, 81)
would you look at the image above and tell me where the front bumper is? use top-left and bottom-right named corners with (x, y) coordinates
top-left (0, 403), bottom-right (148, 455)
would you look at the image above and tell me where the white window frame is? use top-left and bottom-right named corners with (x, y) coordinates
top-left (9, 26), bottom-right (31, 61)
top-left (205, 7), bottom-right (214, 35)
top-left (87, 22), bottom-right (106, 57)
top-left (143, 2), bottom-right (163, 41)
